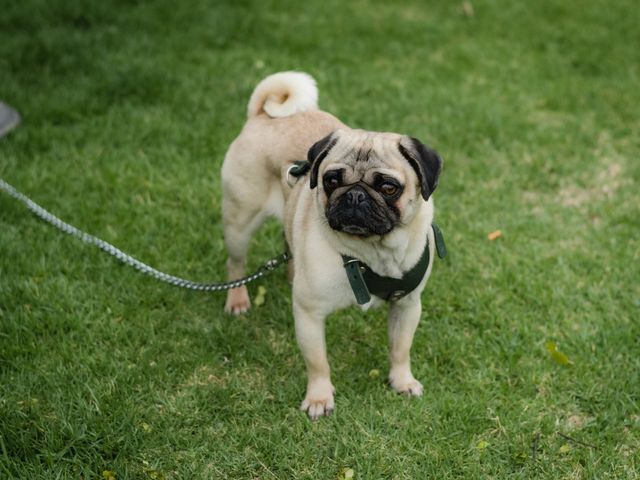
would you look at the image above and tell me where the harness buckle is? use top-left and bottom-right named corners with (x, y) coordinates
top-left (389, 290), bottom-right (406, 301)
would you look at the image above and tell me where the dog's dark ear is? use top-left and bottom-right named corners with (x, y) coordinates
top-left (398, 137), bottom-right (442, 201)
top-left (308, 132), bottom-right (338, 189)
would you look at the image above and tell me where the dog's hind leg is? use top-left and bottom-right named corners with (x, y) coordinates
top-left (222, 200), bottom-right (268, 315)
top-left (221, 176), bottom-right (284, 314)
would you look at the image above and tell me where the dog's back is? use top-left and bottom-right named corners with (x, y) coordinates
top-left (222, 72), bottom-right (344, 194)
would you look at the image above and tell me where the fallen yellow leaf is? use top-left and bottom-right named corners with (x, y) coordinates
top-left (488, 230), bottom-right (502, 241)
top-left (254, 286), bottom-right (267, 307)
top-left (476, 440), bottom-right (489, 450)
top-left (546, 341), bottom-right (572, 365)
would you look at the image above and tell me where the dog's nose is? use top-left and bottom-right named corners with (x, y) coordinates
top-left (346, 187), bottom-right (366, 206)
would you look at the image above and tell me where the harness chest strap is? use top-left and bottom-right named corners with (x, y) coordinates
top-left (342, 224), bottom-right (446, 305)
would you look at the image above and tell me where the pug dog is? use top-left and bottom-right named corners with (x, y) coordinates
top-left (220, 71), bottom-right (442, 419)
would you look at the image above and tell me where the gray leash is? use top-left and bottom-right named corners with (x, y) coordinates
top-left (0, 178), bottom-right (289, 292)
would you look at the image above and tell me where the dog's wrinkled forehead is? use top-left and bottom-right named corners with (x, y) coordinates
top-left (324, 130), bottom-right (406, 182)
top-left (308, 128), bottom-right (442, 200)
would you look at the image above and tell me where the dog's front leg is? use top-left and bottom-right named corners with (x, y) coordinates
top-left (293, 302), bottom-right (335, 420)
top-left (387, 295), bottom-right (424, 396)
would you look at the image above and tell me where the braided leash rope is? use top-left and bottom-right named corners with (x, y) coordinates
top-left (0, 178), bottom-right (289, 292)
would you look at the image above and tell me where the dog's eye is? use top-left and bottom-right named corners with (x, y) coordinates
top-left (380, 182), bottom-right (399, 197)
top-left (323, 171), bottom-right (342, 191)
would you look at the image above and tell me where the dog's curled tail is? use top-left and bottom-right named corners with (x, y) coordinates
top-left (247, 71), bottom-right (318, 119)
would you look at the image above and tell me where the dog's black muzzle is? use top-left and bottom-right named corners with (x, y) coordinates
top-left (326, 184), bottom-right (396, 237)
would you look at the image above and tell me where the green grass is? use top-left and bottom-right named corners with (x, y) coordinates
top-left (1, 0), bottom-right (639, 478)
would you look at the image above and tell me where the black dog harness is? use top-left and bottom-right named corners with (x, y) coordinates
top-left (342, 224), bottom-right (446, 304)
top-left (287, 160), bottom-right (447, 305)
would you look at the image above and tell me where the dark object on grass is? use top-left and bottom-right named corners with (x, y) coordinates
top-left (531, 432), bottom-right (540, 462)
top-left (557, 431), bottom-right (598, 449)
top-left (0, 102), bottom-right (21, 138)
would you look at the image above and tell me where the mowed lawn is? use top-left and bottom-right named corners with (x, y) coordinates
top-left (1, 0), bottom-right (638, 478)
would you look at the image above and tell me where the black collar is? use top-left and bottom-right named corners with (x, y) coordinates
top-left (342, 224), bottom-right (446, 304)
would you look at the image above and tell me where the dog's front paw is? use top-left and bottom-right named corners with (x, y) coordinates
top-left (389, 371), bottom-right (424, 396)
top-left (224, 286), bottom-right (251, 315)
top-left (300, 380), bottom-right (335, 420)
